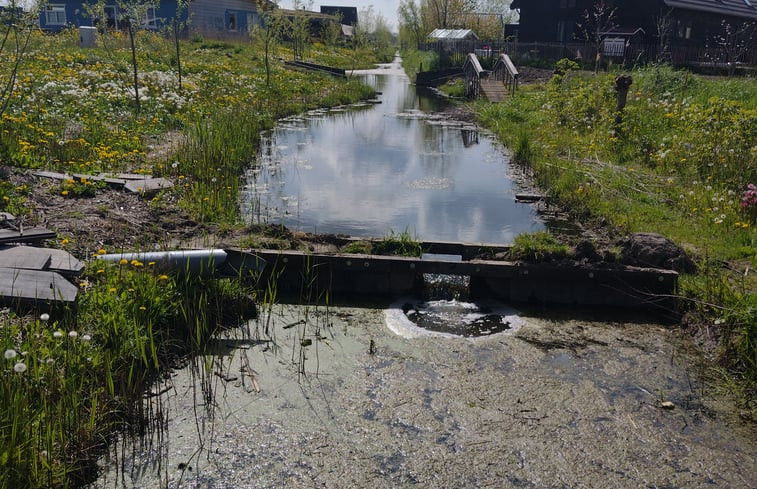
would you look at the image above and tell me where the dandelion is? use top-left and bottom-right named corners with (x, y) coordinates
top-left (97, 248), bottom-right (107, 255)
top-left (40, 313), bottom-right (50, 322)
top-left (81, 334), bottom-right (91, 342)
top-left (96, 269), bottom-right (105, 274)
top-left (14, 362), bottom-right (27, 373)
top-left (68, 331), bottom-right (78, 338)
top-left (119, 258), bottom-right (128, 265)
top-left (4, 349), bottom-right (17, 360)
top-left (61, 190), bottom-right (69, 196)
top-left (53, 331), bottom-right (64, 338)
top-left (61, 238), bottom-right (69, 246)
top-left (139, 306), bottom-right (146, 311)
top-left (158, 274), bottom-right (169, 281)
top-left (109, 287), bottom-right (117, 293)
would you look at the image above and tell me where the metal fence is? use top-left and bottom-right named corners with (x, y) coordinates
top-left (418, 40), bottom-right (757, 71)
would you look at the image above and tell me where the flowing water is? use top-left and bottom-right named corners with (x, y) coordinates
top-left (93, 59), bottom-right (756, 488)
top-left (241, 55), bottom-right (543, 244)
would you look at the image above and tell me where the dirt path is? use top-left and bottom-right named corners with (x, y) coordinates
top-left (96, 303), bottom-right (756, 488)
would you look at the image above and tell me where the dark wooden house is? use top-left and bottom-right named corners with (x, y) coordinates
top-left (511, 0), bottom-right (757, 48)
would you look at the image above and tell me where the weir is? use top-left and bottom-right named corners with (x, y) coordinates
top-left (252, 241), bottom-right (678, 311)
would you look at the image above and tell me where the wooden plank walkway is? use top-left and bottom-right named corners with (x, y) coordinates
top-left (480, 79), bottom-right (510, 102)
top-left (0, 267), bottom-right (78, 303)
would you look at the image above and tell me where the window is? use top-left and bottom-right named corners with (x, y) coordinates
top-left (228, 12), bottom-right (237, 31)
top-left (676, 20), bottom-right (692, 39)
top-left (45, 5), bottom-right (66, 25)
top-left (104, 5), bottom-right (118, 29)
top-left (143, 7), bottom-right (157, 29)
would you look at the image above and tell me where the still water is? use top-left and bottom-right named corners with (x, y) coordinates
top-left (241, 57), bottom-right (544, 244)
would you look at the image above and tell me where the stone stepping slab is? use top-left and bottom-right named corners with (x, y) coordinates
top-left (0, 227), bottom-right (57, 244)
top-left (0, 267), bottom-right (78, 303)
top-left (33, 171), bottom-right (171, 195)
top-left (0, 246), bottom-right (84, 276)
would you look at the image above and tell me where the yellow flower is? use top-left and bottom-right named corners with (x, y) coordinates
top-left (139, 306), bottom-right (146, 311)
top-left (130, 259), bottom-right (144, 267)
top-left (97, 248), bottom-right (107, 255)
top-left (61, 238), bottom-right (69, 246)
top-left (109, 287), bottom-right (117, 293)
top-left (148, 261), bottom-right (156, 266)
top-left (61, 190), bottom-right (69, 196)
top-left (119, 258), bottom-right (128, 265)
top-left (96, 269), bottom-right (105, 274)
top-left (158, 274), bottom-right (169, 281)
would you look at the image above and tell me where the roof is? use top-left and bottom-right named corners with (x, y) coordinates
top-left (664, 0), bottom-right (757, 19)
top-left (428, 29), bottom-right (479, 40)
top-left (599, 27), bottom-right (646, 37)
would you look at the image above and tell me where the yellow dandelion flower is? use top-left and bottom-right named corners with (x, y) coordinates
top-left (139, 306), bottom-right (146, 311)
top-left (61, 190), bottom-right (69, 196)
top-left (119, 258), bottom-right (128, 265)
top-left (148, 261), bottom-right (156, 266)
top-left (96, 269), bottom-right (105, 274)
top-left (158, 274), bottom-right (169, 281)
top-left (61, 238), bottom-right (69, 246)
top-left (109, 287), bottom-right (117, 293)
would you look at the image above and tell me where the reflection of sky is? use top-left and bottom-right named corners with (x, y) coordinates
top-left (243, 65), bottom-right (544, 244)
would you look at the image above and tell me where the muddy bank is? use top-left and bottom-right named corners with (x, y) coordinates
top-left (96, 303), bottom-right (755, 488)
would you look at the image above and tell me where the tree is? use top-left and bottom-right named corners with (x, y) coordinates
top-left (288, 0), bottom-right (311, 61)
top-left (253, 1), bottom-right (286, 87)
top-left (709, 20), bottom-right (756, 75)
top-left (398, 0), bottom-right (424, 47)
top-left (576, 0), bottom-right (617, 72)
top-left (167, 0), bottom-right (190, 92)
top-left (655, 8), bottom-right (674, 64)
top-left (0, 1), bottom-right (38, 119)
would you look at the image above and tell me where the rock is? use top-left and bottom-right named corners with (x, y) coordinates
top-left (619, 233), bottom-right (696, 272)
top-left (574, 240), bottom-right (600, 262)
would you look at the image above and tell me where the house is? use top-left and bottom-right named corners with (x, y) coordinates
top-left (511, 0), bottom-right (757, 47)
top-left (39, 0), bottom-right (267, 35)
top-left (320, 5), bottom-right (357, 26)
top-left (428, 28), bottom-right (479, 42)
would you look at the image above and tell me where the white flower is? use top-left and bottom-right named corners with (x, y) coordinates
top-left (81, 334), bottom-right (91, 342)
top-left (68, 331), bottom-right (78, 339)
top-left (14, 362), bottom-right (27, 373)
top-left (46, 358), bottom-right (55, 365)
top-left (40, 313), bottom-right (50, 322)
top-left (4, 349), bottom-right (17, 360)
top-left (172, 161), bottom-right (179, 169)
top-left (53, 331), bottom-right (64, 339)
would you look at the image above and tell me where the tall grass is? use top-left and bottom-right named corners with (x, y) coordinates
top-left (477, 64), bottom-right (757, 390)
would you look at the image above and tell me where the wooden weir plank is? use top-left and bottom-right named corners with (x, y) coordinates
top-left (0, 267), bottom-right (78, 303)
top-left (124, 178), bottom-right (173, 196)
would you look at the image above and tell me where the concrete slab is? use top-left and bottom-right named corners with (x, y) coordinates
top-left (124, 178), bottom-right (173, 196)
top-left (0, 267), bottom-right (78, 303)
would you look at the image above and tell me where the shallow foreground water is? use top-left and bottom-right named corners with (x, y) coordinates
top-left (95, 303), bottom-right (756, 488)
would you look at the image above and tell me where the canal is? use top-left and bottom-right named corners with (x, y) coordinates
top-left (241, 55), bottom-right (543, 244)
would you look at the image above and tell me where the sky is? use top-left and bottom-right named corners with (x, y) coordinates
top-left (278, 1), bottom-right (401, 32)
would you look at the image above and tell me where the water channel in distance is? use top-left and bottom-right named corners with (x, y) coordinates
top-left (241, 55), bottom-right (544, 244)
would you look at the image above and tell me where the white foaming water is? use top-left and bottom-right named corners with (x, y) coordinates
top-left (384, 298), bottom-right (525, 339)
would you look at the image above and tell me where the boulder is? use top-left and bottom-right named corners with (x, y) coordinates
top-left (619, 233), bottom-right (695, 272)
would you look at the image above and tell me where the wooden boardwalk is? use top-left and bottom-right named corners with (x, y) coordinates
top-left (480, 79), bottom-right (510, 102)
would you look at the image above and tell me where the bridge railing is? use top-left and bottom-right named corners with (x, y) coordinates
top-left (462, 53), bottom-right (485, 99)
top-left (491, 53), bottom-right (519, 96)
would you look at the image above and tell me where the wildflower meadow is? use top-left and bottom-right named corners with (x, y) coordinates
top-left (0, 26), bottom-right (382, 488)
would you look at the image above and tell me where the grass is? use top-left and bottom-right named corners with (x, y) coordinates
top-left (476, 62), bottom-right (757, 396)
top-left (0, 28), bottom-right (389, 488)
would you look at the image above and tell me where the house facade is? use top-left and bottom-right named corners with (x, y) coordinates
top-left (511, 0), bottom-right (757, 47)
top-left (39, 0), bottom-right (264, 35)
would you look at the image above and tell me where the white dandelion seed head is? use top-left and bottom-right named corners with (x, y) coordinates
top-left (82, 334), bottom-right (91, 342)
top-left (4, 349), bottom-right (17, 360)
top-left (68, 331), bottom-right (78, 339)
top-left (14, 362), bottom-right (27, 373)
top-left (40, 313), bottom-right (50, 322)
top-left (53, 331), bottom-right (64, 339)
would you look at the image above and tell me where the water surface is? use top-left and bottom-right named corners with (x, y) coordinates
top-left (241, 57), bottom-right (543, 244)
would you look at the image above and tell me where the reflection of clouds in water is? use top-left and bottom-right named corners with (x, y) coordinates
top-left (242, 63), bottom-right (544, 243)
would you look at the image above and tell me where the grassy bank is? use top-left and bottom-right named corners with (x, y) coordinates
top-left (477, 64), bottom-right (756, 397)
top-left (0, 30), bottom-right (383, 488)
